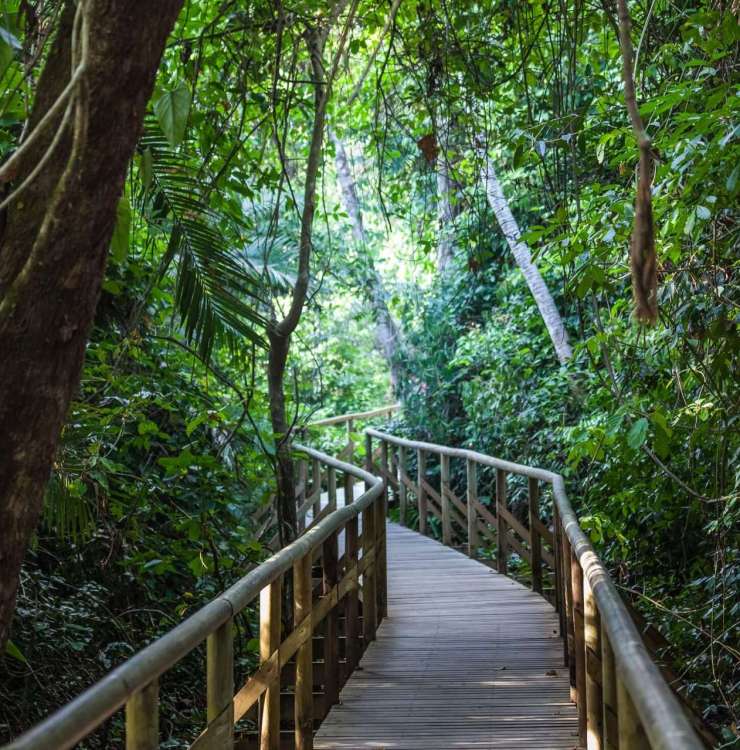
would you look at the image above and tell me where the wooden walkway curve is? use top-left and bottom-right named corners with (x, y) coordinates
top-left (3, 413), bottom-right (706, 750)
top-left (315, 523), bottom-right (579, 749)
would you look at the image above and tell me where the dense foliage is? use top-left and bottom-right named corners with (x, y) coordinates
top-left (377, 1), bottom-right (739, 741)
top-left (0, 0), bottom-right (737, 746)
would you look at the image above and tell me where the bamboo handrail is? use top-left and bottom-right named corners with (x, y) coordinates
top-left (306, 403), bottom-right (400, 428)
top-left (366, 427), bottom-right (703, 750)
top-left (4, 445), bottom-right (385, 750)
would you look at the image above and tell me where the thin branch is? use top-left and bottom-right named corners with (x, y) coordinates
top-left (346, 0), bottom-right (402, 106)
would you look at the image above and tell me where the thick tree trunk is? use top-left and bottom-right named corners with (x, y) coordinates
top-left (480, 158), bottom-right (573, 364)
top-left (328, 129), bottom-right (402, 391)
top-left (0, 0), bottom-right (184, 651)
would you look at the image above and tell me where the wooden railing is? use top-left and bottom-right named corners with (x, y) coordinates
top-left (250, 405), bottom-right (400, 547)
top-left (3, 444), bottom-right (387, 750)
top-left (365, 428), bottom-right (704, 750)
top-left (303, 403), bottom-right (399, 463)
top-left (293, 404), bottom-right (399, 533)
top-left (3, 403), bottom-right (708, 750)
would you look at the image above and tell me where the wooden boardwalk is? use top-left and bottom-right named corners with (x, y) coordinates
top-left (315, 523), bottom-right (579, 749)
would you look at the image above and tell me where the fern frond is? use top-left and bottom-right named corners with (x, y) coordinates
top-left (137, 129), bottom-right (268, 360)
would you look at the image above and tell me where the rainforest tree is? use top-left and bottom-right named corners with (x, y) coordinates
top-left (0, 0), bottom-right (185, 652)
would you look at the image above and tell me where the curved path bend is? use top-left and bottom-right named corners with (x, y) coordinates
top-left (315, 522), bottom-right (579, 750)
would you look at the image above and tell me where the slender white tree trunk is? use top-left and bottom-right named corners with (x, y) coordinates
top-left (329, 129), bottom-right (403, 390)
top-left (436, 119), bottom-right (458, 274)
top-left (480, 156), bottom-right (573, 364)
top-left (437, 163), bottom-right (456, 273)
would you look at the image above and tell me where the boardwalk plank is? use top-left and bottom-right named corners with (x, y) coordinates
top-left (315, 524), bottom-right (579, 750)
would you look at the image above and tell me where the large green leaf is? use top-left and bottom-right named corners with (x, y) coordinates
top-left (627, 418), bottom-right (649, 450)
top-left (154, 83), bottom-right (191, 148)
top-left (110, 194), bottom-right (131, 264)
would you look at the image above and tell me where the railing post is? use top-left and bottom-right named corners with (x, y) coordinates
top-left (617, 676), bottom-right (651, 749)
top-left (206, 618), bottom-right (234, 747)
top-left (346, 418), bottom-right (354, 462)
top-left (417, 448), bottom-right (427, 536)
top-left (294, 552), bottom-right (313, 750)
top-left (398, 445), bottom-right (407, 526)
top-left (311, 458), bottom-right (321, 519)
top-left (528, 477), bottom-right (542, 594)
top-left (323, 530), bottom-right (339, 710)
top-left (553, 505), bottom-right (567, 652)
top-left (562, 534), bottom-right (576, 698)
top-left (601, 622), bottom-right (619, 750)
top-left (260, 576), bottom-right (282, 750)
top-left (344, 474), bottom-right (361, 673)
top-left (362, 496), bottom-right (377, 644)
top-left (466, 458), bottom-right (478, 558)
top-left (440, 453), bottom-right (452, 545)
top-left (327, 466), bottom-right (337, 511)
top-left (495, 469), bottom-right (508, 573)
top-left (572, 550), bottom-right (587, 746)
top-left (381, 439), bottom-right (389, 495)
top-left (297, 459), bottom-right (308, 533)
top-left (126, 679), bottom-right (158, 750)
top-left (373, 464), bottom-right (388, 621)
top-left (584, 576), bottom-right (603, 750)
top-left (364, 432), bottom-right (372, 474)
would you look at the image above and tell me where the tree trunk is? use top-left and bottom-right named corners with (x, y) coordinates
top-left (267, 10), bottom-right (353, 546)
top-left (267, 330), bottom-right (298, 543)
top-left (436, 119), bottom-right (462, 275)
top-left (0, 0), bottom-right (184, 651)
top-left (328, 129), bottom-right (402, 391)
top-left (480, 158), bottom-right (573, 364)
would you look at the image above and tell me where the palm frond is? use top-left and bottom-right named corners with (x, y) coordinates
top-left (137, 128), bottom-right (268, 360)
top-left (42, 475), bottom-right (96, 544)
top-left (241, 206), bottom-right (299, 292)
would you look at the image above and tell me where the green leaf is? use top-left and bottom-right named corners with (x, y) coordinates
top-left (650, 409), bottom-right (673, 438)
top-left (0, 36), bottom-right (13, 74)
top-left (137, 419), bottom-right (159, 436)
top-left (605, 412), bottom-right (625, 436)
top-left (247, 637), bottom-right (260, 653)
top-left (512, 142), bottom-right (525, 168)
top-left (726, 164), bottom-right (739, 194)
top-left (627, 418), bottom-right (649, 450)
top-left (696, 205), bottom-right (711, 220)
top-left (154, 83), bottom-right (191, 147)
top-left (138, 126), bottom-right (267, 359)
top-left (102, 278), bottom-right (123, 295)
top-left (189, 555), bottom-right (208, 577)
top-left (5, 639), bottom-right (27, 664)
top-left (110, 194), bottom-right (131, 264)
top-left (186, 413), bottom-right (208, 436)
